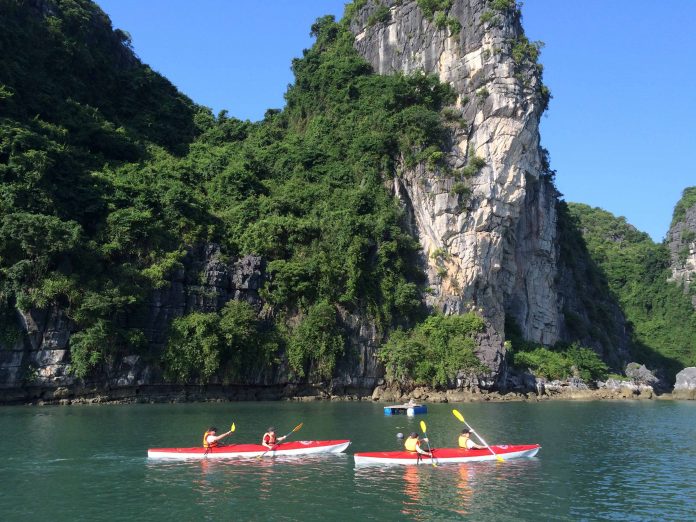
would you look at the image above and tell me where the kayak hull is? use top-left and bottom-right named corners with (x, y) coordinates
top-left (353, 444), bottom-right (540, 466)
top-left (148, 439), bottom-right (351, 460)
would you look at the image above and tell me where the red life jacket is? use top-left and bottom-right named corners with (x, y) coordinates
top-left (263, 432), bottom-right (277, 446)
top-left (203, 431), bottom-right (219, 448)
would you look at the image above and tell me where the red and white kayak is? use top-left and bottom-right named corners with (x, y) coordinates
top-left (148, 439), bottom-right (351, 460)
top-left (353, 444), bottom-right (540, 466)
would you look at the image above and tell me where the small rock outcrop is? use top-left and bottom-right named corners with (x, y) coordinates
top-left (673, 367), bottom-right (696, 400)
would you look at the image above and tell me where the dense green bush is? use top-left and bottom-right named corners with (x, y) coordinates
top-left (511, 344), bottom-right (609, 382)
top-left (379, 313), bottom-right (487, 387)
top-left (288, 301), bottom-right (344, 380)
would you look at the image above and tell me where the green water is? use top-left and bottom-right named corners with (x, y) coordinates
top-left (1, 400), bottom-right (695, 521)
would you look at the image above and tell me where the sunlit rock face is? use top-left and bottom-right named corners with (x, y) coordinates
top-left (350, 0), bottom-right (561, 374)
top-left (667, 191), bottom-right (696, 309)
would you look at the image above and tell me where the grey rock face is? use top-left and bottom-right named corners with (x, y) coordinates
top-left (667, 196), bottom-right (696, 309)
top-left (674, 367), bottom-right (696, 390)
top-left (624, 362), bottom-right (659, 387)
top-left (673, 367), bottom-right (696, 400)
top-left (350, 0), bottom-right (560, 374)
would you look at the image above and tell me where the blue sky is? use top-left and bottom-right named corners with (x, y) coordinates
top-left (95, 1), bottom-right (695, 242)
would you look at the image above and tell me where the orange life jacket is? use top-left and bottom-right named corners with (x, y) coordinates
top-left (203, 431), bottom-right (218, 448)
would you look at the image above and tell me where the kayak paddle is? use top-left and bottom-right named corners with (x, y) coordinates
top-left (452, 409), bottom-right (504, 462)
top-left (419, 420), bottom-right (437, 467)
top-left (257, 422), bottom-right (303, 459)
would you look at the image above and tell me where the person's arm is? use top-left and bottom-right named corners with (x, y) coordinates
top-left (469, 437), bottom-right (486, 450)
top-left (213, 429), bottom-right (234, 444)
top-left (416, 440), bottom-right (431, 456)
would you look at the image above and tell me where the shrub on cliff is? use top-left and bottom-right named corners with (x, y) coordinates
top-left (512, 344), bottom-right (609, 382)
top-left (379, 313), bottom-right (487, 387)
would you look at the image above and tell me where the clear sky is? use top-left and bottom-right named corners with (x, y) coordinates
top-left (95, 0), bottom-right (695, 242)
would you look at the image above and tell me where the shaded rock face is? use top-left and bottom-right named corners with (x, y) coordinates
top-left (667, 200), bottom-right (696, 309)
top-left (0, 246), bottom-right (266, 389)
top-left (350, 0), bottom-right (561, 374)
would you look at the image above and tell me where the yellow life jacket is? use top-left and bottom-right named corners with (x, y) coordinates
top-left (458, 435), bottom-right (470, 449)
top-left (203, 431), bottom-right (218, 448)
top-left (404, 437), bottom-right (419, 452)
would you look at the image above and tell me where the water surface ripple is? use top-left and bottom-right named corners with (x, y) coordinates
top-left (1, 400), bottom-right (694, 520)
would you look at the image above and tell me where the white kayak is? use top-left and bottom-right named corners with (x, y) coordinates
top-left (148, 439), bottom-right (351, 460)
top-left (353, 444), bottom-right (540, 466)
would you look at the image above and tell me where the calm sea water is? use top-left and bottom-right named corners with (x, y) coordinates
top-left (1, 400), bottom-right (695, 521)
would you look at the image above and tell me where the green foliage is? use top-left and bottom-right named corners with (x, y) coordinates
top-left (568, 203), bottom-right (696, 375)
top-left (480, 11), bottom-right (498, 25)
top-left (164, 312), bottom-right (222, 383)
top-left (450, 182), bottom-right (470, 197)
top-left (417, 0), bottom-right (453, 21)
top-left (507, 316), bottom-right (609, 381)
top-left (670, 187), bottom-right (696, 227)
top-left (344, 0), bottom-right (369, 22)
top-left (1, 4), bottom-right (466, 385)
top-left (476, 88), bottom-right (490, 102)
top-left (164, 300), bottom-right (278, 384)
top-left (378, 313), bottom-right (487, 387)
top-left (288, 301), bottom-right (344, 380)
top-left (367, 5), bottom-right (391, 27)
top-left (512, 344), bottom-right (608, 382)
top-left (490, 0), bottom-right (516, 11)
top-left (447, 17), bottom-right (462, 35)
top-left (70, 319), bottom-right (145, 378)
top-left (511, 36), bottom-right (544, 69)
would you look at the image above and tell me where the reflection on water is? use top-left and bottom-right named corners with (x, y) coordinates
top-left (401, 465), bottom-right (421, 517)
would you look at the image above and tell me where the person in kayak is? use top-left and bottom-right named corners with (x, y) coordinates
top-left (458, 428), bottom-right (486, 450)
top-left (202, 426), bottom-right (234, 448)
top-left (262, 427), bottom-right (287, 449)
top-left (404, 432), bottom-right (432, 457)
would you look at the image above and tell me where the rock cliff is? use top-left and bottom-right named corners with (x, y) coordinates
top-left (667, 187), bottom-right (696, 308)
top-left (0, 0), bottom-right (637, 400)
top-left (349, 0), bottom-right (563, 375)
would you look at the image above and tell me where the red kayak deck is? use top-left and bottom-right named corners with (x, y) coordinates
top-left (148, 439), bottom-right (351, 460)
top-left (353, 444), bottom-right (540, 465)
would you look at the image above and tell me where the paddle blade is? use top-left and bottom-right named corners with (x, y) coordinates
top-left (230, 423), bottom-right (236, 433)
top-left (420, 420), bottom-right (427, 433)
top-left (496, 455), bottom-right (505, 462)
top-left (452, 409), bottom-right (465, 423)
top-left (292, 422), bottom-right (303, 434)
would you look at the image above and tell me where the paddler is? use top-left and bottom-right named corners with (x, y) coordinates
top-left (203, 426), bottom-right (234, 448)
top-left (404, 432), bottom-right (432, 457)
top-left (458, 428), bottom-right (486, 450)
top-left (261, 427), bottom-right (287, 449)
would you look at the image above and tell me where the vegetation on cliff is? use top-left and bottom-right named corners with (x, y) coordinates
top-left (2, 0), bottom-right (692, 389)
top-left (567, 203), bottom-right (696, 375)
top-left (0, 3), bottom-right (459, 383)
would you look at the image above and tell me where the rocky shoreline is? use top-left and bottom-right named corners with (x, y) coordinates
top-left (2, 381), bottom-right (694, 406)
top-left (3, 366), bottom-right (695, 406)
